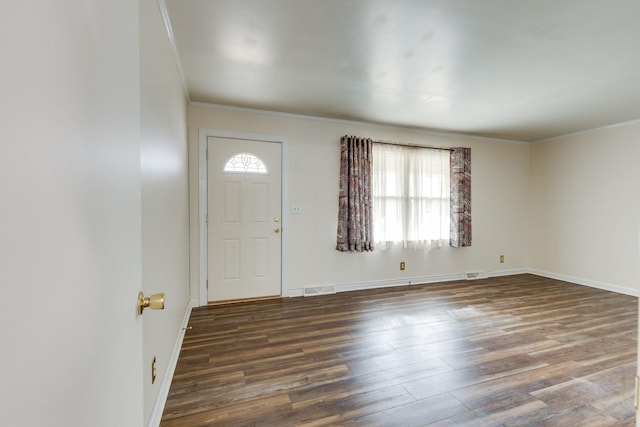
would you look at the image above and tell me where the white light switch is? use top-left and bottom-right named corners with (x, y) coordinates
top-left (291, 204), bottom-right (302, 215)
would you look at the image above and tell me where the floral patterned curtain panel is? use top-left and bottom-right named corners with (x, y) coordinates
top-left (336, 135), bottom-right (374, 252)
top-left (450, 147), bottom-right (472, 247)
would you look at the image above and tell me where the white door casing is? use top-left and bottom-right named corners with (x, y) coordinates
top-left (198, 129), bottom-right (288, 305)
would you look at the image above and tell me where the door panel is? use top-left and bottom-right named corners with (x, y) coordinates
top-left (207, 137), bottom-right (282, 302)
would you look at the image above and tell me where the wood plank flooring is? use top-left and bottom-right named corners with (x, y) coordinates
top-left (161, 274), bottom-right (637, 426)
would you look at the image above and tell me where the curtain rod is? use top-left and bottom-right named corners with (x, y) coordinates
top-left (372, 139), bottom-right (453, 151)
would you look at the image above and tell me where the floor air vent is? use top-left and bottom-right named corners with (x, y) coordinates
top-left (303, 285), bottom-right (336, 296)
top-left (465, 271), bottom-right (489, 280)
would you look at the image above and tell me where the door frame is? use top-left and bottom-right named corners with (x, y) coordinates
top-left (198, 128), bottom-right (289, 306)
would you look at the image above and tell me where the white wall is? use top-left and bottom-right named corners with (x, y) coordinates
top-left (188, 105), bottom-right (530, 298)
top-left (0, 1), bottom-right (144, 426)
top-left (530, 121), bottom-right (640, 295)
top-left (140, 0), bottom-right (190, 424)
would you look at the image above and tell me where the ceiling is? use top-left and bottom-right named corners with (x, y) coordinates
top-left (163, 0), bottom-right (640, 142)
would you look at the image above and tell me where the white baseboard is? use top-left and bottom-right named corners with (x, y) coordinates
top-left (336, 278), bottom-right (411, 293)
top-left (288, 267), bottom-right (636, 299)
top-left (288, 268), bottom-right (530, 297)
top-left (147, 298), bottom-right (197, 427)
top-left (489, 268), bottom-right (529, 277)
top-left (290, 274), bottom-right (458, 297)
top-left (527, 269), bottom-right (640, 297)
top-left (287, 288), bottom-right (304, 297)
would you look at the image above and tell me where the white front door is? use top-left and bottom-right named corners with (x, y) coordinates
top-left (207, 136), bottom-right (282, 302)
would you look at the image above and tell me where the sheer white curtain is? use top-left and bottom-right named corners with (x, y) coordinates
top-left (373, 143), bottom-right (450, 249)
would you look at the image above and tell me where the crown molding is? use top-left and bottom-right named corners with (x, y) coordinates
top-left (156, 0), bottom-right (190, 102)
top-left (532, 118), bottom-right (640, 143)
top-left (189, 101), bottom-right (532, 145)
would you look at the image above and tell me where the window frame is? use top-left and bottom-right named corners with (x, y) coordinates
top-left (372, 143), bottom-right (451, 248)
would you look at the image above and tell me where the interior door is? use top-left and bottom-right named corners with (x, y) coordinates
top-left (207, 137), bottom-right (282, 302)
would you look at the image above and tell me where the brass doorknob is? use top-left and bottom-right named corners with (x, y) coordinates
top-left (138, 291), bottom-right (165, 315)
top-left (273, 227), bottom-right (281, 233)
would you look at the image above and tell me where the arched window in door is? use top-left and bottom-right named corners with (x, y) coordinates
top-left (223, 152), bottom-right (267, 174)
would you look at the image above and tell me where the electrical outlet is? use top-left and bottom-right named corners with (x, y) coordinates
top-left (151, 356), bottom-right (157, 384)
top-left (400, 261), bottom-right (406, 270)
top-left (500, 255), bottom-right (505, 263)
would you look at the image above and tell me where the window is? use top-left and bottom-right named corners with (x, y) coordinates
top-left (372, 144), bottom-right (450, 248)
top-left (223, 152), bottom-right (267, 174)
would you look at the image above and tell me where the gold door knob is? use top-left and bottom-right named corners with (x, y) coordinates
top-left (273, 227), bottom-right (281, 233)
top-left (137, 291), bottom-right (165, 315)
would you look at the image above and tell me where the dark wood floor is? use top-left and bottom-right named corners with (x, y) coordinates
top-left (161, 274), bottom-right (637, 426)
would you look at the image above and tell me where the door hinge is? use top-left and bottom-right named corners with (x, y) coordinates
top-left (206, 214), bottom-right (208, 226)
top-left (206, 279), bottom-right (209, 290)
top-left (206, 149), bottom-right (208, 160)
top-left (635, 376), bottom-right (640, 409)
